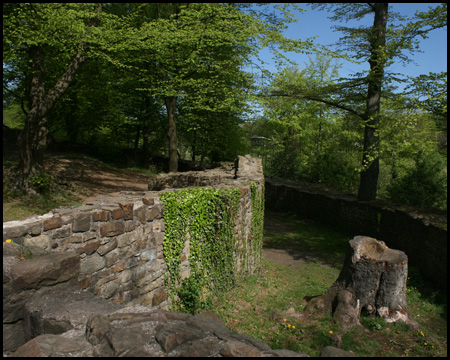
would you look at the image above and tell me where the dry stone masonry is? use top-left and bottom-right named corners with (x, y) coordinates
top-left (5, 155), bottom-right (300, 357)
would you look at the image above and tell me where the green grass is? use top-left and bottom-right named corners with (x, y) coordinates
top-left (210, 210), bottom-right (447, 357)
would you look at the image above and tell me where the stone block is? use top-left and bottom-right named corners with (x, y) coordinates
top-left (11, 251), bottom-right (80, 291)
top-left (142, 193), bottom-right (157, 206)
top-left (219, 339), bottom-right (262, 357)
top-left (118, 202), bottom-right (134, 220)
top-left (155, 322), bottom-right (205, 353)
top-left (3, 321), bottom-right (26, 353)
top-left (3, 224), bottom-right (28, 240)
top-left (92, 210), bottom-right (110, 222)
top-left (148, 204), bottom-right (163, 220)
top-left (80, 253), bottom-right (105, 276)
top-left (12, 333), bottom-right (93, 357)
top-left (99, 221), bottom-right (125, 237)
top-left (43, 216), bottom-right (62, 231)
top-left (104, 248), bottom-right (120, 268)
top-left (77, 239), bottom-right (101, 255)
top-left (23, 234), bottom-right (51, 255)
top-left (134, 205), bottom-right (148, 224)
top-left (27, 221), bottom-right (43, 235)
top-left (72, 212), bottom-right (91, 232)
top-left (97, 238), bottom-right (118, 255)
top-left (152, 287), bottom-right (167, 306)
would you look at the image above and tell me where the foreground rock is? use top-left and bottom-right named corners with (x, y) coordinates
top-left (13, 307), bottom-right (310, 357)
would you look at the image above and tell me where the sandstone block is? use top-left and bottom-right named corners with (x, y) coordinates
top-left (152, 287), bottom-right (167, 306)
top-left (72, 212), bottom-right (91, 232)
top-left (24, 283), bottom-right (122, 340)
top-left (43, 216), bottom-right (62, 231)
top-left (97, 238), bottom-right (118, 255)
top-left (99, 221), bottom-right (124, 237)
top-left (78, 239), bottom-right (101, 255)
top-left (11, 251), bottom-right (80, 291)
top-left (92, 210), bottom-right (110, 222)
top-left (118, 202), bottom-right (134, 220)
top-left (186, 311), bottom-right (230, 336)
top-left (220, 339), bottom-right (262, 357)
top-left (134, 205), bottom-right (147, 224)
top-left (3, 224), bottom-right (28, 240)
top-left (12, 333), bottom-right (92, 357)
top-left (80, 253), bottom-right (105, 276)
top-left (142, 193), bottom-right (157, 206)
top-left (148, 204), bottom-right (163, 220)
top-left (155, 322), bottom-right (205, 353)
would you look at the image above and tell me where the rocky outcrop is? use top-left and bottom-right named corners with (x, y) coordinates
top-left (3, 241), bottom-right (355, 357)
top-left (3, 243), bottom-right (309, 357)
top-left (12, 306), bottom-right (311, 357)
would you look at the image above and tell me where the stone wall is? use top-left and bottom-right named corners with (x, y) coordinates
top-left (3, 247), bottom-right (311, 357)
top-left (3, 155), bottom-right (265, 354)
top-left (265, 177), bottom-right (447, 290)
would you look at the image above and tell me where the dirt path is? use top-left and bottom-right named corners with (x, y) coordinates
top-left (44, 153), bottom-right (150, 196)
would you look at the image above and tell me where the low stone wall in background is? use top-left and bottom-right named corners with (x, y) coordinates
top-left (265, 177), bottom-right (447, 290)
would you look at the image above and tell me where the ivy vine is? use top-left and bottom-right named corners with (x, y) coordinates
top-left (159, 183), bottom-right (264, 314)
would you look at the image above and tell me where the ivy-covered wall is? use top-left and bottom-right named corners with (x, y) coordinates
top-left (3, 155), bottom-right (265, 315)
top-left (160, 181), bottom-right (264, 313)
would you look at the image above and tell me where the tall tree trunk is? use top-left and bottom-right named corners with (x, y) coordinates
top-left (357, 3), bottom-right (388, 202)
top-left (134, 125), bottom-right (141, 165)
top-left (18, 50), bottom-right (87, 191)
top-left (165, 96), bottom-right (178, 172)
top-left (142, 124), bottom-right (150, 169)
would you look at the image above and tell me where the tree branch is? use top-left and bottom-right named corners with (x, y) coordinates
top-left (258, 91), bottom-right (365, 119)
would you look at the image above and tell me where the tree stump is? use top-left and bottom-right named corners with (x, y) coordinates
top-left (304, 236), bottom-right (419, 331)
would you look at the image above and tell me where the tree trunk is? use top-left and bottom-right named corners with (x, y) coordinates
top-left (357, 3), bottom-right (388, 202)
top-left (18, 49), bottom-right (87, 191)
top-left (165, 96), bottom-right (178, 172)
top-left (134, 125), bottom-right (141, 165)
top-left (142, 124), bottom-right (150, 169)
top-left (304, 236), bottom-right (419, 332)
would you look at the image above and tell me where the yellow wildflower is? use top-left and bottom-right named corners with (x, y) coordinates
top-left (329, 331), bottom-right (333, 334)
top-left (292, 326), bottom-right (295, 329)
top-left (6, 239), bottom-right (12, 243)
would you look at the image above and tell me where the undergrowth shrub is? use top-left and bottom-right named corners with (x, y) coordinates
top-left (386, 152), bottom-right (447, 210)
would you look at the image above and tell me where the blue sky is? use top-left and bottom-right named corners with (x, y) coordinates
top-left (251, 3), bottom-right (447, 89)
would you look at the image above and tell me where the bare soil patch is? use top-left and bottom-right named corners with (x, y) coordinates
top-left (43, 153), bottom-right (150, 196)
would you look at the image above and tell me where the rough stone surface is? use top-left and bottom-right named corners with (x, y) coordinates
top-left (10, 251), bottom-right (80, 291)
top-left (23, 282), bottom-right (123, 341)
top-left (6, 282), bottom-right (314, 358)
top-left (11, 333), bottom-right (93, 357)
top-left (320, 346), bottom-right (357, 357)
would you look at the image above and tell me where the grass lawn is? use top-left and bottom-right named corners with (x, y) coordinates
top-left (211, 210), bottom-right (447, 357)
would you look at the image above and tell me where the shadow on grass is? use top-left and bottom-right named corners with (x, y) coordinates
top-left (263, 209), bottom-right (351, 269)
